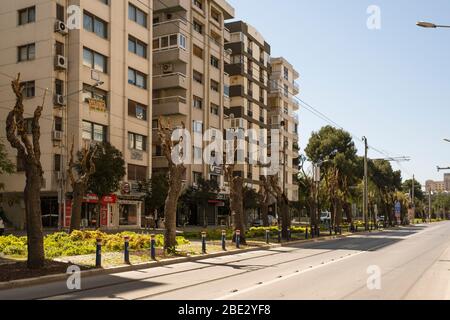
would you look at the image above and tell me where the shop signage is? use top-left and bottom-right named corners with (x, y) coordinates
top-left (84, 194), bottom-right (117, 204)
top-left (88, 98), bottom-right (106, 112)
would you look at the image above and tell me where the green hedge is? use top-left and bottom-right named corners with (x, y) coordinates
top-left (0, 231), bottom-right (190, 259)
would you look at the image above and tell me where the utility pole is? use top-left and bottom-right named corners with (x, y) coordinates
top-left (362, 137), bottom-right (369, 231)
top-left (428, 188), bottom-right (432, 223)
top-left (411, 174), bottom-right (415, 223)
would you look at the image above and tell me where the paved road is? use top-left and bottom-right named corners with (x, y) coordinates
top-left (1, 222), bottom-right (450, 300)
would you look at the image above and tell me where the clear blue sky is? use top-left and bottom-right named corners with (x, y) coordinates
top-left (227, 0), bottom-right (450, 186)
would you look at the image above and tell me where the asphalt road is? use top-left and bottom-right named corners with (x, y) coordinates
top-left (1, 222), bottom-right (450, 300)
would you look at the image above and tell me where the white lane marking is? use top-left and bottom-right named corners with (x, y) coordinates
top-left (214, 250), bottom-right (365, 300)
top-left (214, 226), bottom-right (442, 300)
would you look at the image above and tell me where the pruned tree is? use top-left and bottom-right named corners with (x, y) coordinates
top-left (67, 137), bottom-right (96, 233)
top-left (157, 117), bottom-right (186, 251)
top-left (5, 74), bottom-right (46, 269)
top-left (223, 136), bottom-right (246, 244)
top-left (258, 176), bottom-right (273, 227)
top-left (267, 175), bottom-right (290, 239)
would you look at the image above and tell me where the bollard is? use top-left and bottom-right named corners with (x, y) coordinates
top-left (305, 227), bottom-right (308, 239)
top-left (95, 238), bottom-right (102, 268)
top-left (356, 225), bottom-right (358, 232)
top-left (236, 230), bottom-right (241, 249)
top-left (265, 229), bottom-right (270, 244)
top-left (150, 234), bottom-right (156, 260)
top-left (288, 229), bottom-right (291, 242)
top-left (278, 229), bottom-right (281, 243)
top-left (221, 230), bottom-right (226, 251)
top-left (329, 225), bottom-right (332, 236)
top-left (202, 231), bottom-right (207, 254)
top-left (339, 226), bottom-right (342, 235)
top-left (124, 236), bottom-right (130, 264)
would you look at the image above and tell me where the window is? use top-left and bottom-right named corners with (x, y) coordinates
top-left (284, 84), bottom-right (289, 97)
top-left (193, 70), bottom-right (203, 84)
top-left (193, 121), bottom-right (203, 133)
top-left (56, 4), bottom-right (65, 22)
top-left (84, 11), bottom-right (108, 39)
top-left (193, 20), bottom-right (203, 34)
top-left (128, 68), bottom-right (147, 89)
top-left (83, 47), bottom-right (107, 73)
top-left (54, 117), bottom-right (63, 132)
top-left (128, 164), bottom-right (147, 181)
top-left (21, 81), bottom-right (35, 98)
top-left (193, 45), bottom-right (203, 59)
top-left (193, 147), bottom-right (202, 161)
top-left (210, 103), bottom-right (219, 116)
top-left (128, 100), bottom-right (147, 120)
top-left (211, 55), bottom-right (220, 68)
top-left (100, 0), bottom-right (109, 5)
top-left (55, 41), bottom-right (64, 56)
top-left (211, 80), bottom-right (219, 92)
top-left (82, 121), bottom-right (107, 142)
top-left (193, 172), bottom-right (202, 185)
top-left (193, 0), bottom-right (203, 10)
top-left (224, 85), bottom-right (230, 98)
top-left (54, 154), bottom-right (61, 172)
top-left (284, 67), bottom-right (289, 80)
top-left (153, 33), bottom-right (186, 51)
top-left (193, 96), bottom-right (203, 110)
top-left (211, 10), bottom-right (220, 23)
top-left (55, 79), bottom-right (64, 95)
top-left (129, 3), bottom-right (147, 28)
top-left (18, 6), bottom-right (36, 25)
top-left (82, 84), bottom-right (108, 106)
top-left (24, 118), bottom-right (33, 134)
top-left (128, 36), bottom-right (147, 58)
top-left (128, 132), bottom-right (147, 151)
top-left (18, 43), bottom-right (35, 62)
top-left (152, 119), bottom-right (159, 129)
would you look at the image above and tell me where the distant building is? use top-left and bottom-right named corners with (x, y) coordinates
top-left (425, 177), bottom-right (448, 193)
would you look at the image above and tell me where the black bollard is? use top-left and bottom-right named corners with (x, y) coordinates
top-left (201, 231), bottom-right (207, 254)
top-left (265, 229), bottom-right (270, 244)
top-left (150, 234), bottom-right (156, 260)
top-left (236, 230), bottom-right (241, 248)
top-left (305, 227), bottom-right (308, 240)
top-left (221, 230), bottom-right (226, 251)
top-left (278, 229), bottom-right (281, 243)
top-left (95, 238), bottom-right (102, 268)
top-left (124, 236), bottom-right (130, 265)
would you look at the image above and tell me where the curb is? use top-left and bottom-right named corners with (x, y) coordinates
top-left (0, 227), bottom-right (394, 291)
top-left (0, 243), bottom-right (280, 291)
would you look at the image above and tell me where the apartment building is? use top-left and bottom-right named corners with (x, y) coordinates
top-left (151, 0), bottom-right (235, 226)
top-left (268, 57), bottom-right (300, 202)
top-left (224, 20), bottom-right (271, 193)
top-left (426, 174), bottom-right (450, 193)
top-left (0, 0), bottom-right (153, 230)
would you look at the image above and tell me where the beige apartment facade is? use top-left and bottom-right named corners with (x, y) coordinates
top-left (268, 57), bottom-right (300, 202)
top-left (224, 20), bottom-right (271, 194)
top-left (0, 0), bottom-right (153, 230)
top-left (151, 0), bottom-right (234, 226)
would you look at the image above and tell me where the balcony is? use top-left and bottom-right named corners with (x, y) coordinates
top-left (153, 19), bottom-right (188, 36)
top-left (153, 96), bottom-right (188, 117)
top-left (224, 27), bottom-right (231, 43)
top-left (153, 0), bottom-right (189, 12)
top-left (153, 47), bottom-right (189, 65)
top-left (153, 72), bottom-right (187, 90)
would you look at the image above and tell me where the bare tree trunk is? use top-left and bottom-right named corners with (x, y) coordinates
top-left (24, 165), bottom-right (45, 269)
top-left (6, 74), bottom-right (46, 269)
top-left (230, 176), bottom-right (246, 244)
top-left (164, 167), bottom-right (184, 249)
top-left (69, 183), bottom-right (84, 233)
top-left (261, 203), bottom-right (269, 227)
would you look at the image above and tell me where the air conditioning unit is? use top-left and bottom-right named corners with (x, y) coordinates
top-left (54, 55), bottom-right (67, 70)
top-left (162, 64), bottom-right (174, 74)
top-left (52, 130), bottom-right (63, 141)
top-left (55, 20), bottom-right (68, 35)
top-left (54, 94), bottom-right (66, 106)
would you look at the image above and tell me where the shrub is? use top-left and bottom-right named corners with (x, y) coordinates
top-left (0, 231), bottom-right (190, 259)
